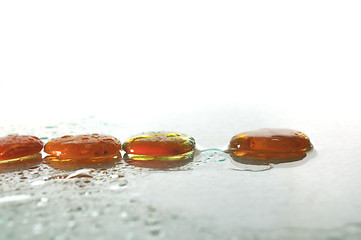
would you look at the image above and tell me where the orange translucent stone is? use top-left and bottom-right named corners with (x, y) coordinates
top-left (122, 131), bottom-right (195, 157)
top-left (122, 131), bottom-right (196, 168)
top-left (44, 134), bottom-right (122, 159)
top-left (0, 135), bottom-right (43, 161)
top-left (228, 129), bottom-right (312, 162)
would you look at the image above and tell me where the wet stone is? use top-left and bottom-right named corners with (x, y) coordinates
top-left (228, 128), bottom-right (313, 164)
top-left (122, 131), bottom-right (196, 168)
top-left (0, 135), bottom-right (43, 161)
top-left (44, 134), bottom-right (122, 159)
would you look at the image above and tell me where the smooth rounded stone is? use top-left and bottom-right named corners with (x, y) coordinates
top-left (44, 134), bottom-right (122, 159)
top-left (0, 135), bottom-right (43, 161)
top-left (122, 131), bottom-right (195, 157)
top-left (122, 131), bottom-right (196, 168)
top-left (228, 128), bottom-right (312, 163)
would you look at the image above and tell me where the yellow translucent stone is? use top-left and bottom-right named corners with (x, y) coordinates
top-left (122, 131), bottom-right (196, 168)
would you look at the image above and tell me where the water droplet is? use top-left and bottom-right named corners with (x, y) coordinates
top-left (229, 161), bottom-right (273, 172)
top-left (145, 218), bottom-right (160, 226)
top-left (148, 228), bottom-right (163, 237)
top-left (65, 169), bottom-right (94, 179)
top-left (120, 211), bottom-right (128, 218)
top-left (91, 211), bottom-right (99, 217)
top-left (67, 220), bottom-right (76, 228)
top-left (109, 185), bottom-right (122, 190)
top-left (32, 223), bottom-right (43, 234)
top-left (31, 180), bottom-right (46, 186)
top-left (37, 197), bottom-right (48, 207)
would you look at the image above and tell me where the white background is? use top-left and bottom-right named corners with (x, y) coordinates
top-left (1, 0), bottom-right (360, 126)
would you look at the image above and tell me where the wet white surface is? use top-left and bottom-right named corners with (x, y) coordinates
top-left (1, 106), bottom-right (361, 240)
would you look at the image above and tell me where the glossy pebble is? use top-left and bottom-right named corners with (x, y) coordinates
top-left (228, 128), bottom-right (312, 163)
top-left (44, 134), bottom-right (122, 159)
top-left (122, 131), bottom-right (195, 157)
top-left (0, 135), bottom-right (43, 161)
top-left (122, 131), bottom-right (196, 167)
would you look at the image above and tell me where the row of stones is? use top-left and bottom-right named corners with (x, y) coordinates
top-left (0, 129), bottom-right (312, 163)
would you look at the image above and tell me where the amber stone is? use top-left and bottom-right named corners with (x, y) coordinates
top-left (122, 131), bottom-right (196, 168)
top-left (44, 134), bottom-right (122, 159)
top-left (0, 135), bottom-right (43, 161)
top-left (122, 131), bottom-right (195, 157)
top-left (228, 129), bottom-right (312, 163)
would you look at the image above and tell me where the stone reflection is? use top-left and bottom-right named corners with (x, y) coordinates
top-left (123, 150), bottom-right (195, 169)
top-left (229, 151), bottom-right (308, 165)
top-left (44, 152), bottom-right (122, 171)
top-left (0, 153), bottom-right (43, 173)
